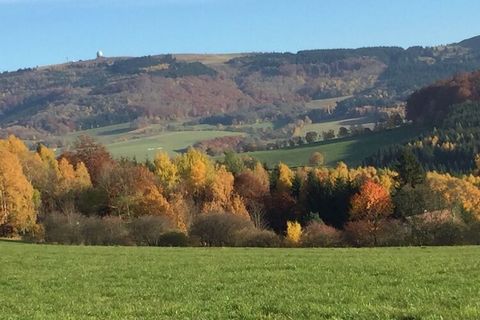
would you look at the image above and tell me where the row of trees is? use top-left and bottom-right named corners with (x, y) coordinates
top-left (1, 135), bottom-right (480, 246)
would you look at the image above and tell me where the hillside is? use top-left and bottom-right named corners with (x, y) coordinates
top-left (2, 36), bottom-right (480, 139)
top-left (364, 69), bottom-right (480, 173)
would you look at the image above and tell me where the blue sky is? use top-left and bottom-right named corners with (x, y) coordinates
top-left (0, 0), bottom-right (479, 71)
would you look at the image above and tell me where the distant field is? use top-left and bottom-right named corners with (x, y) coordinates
top-left (63, 123), bottom-right (242, 160)
top-left (174, 53), bottom-right (247, 65)
top-left (106, 130), bottom-right (243, 159)
top-left (61, 119), bottom-right (417, 165)
top-left (305, 95), bottom-right (353, 110)
top-left (246, 126), bottom-right (424, 167)
top-left (1, 241), bottom-right (479, 319)
top-left (296, 117), bottom-right (375, 136)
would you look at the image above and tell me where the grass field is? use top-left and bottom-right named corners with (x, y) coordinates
top-left (305, 96), bottom-right (353, 110)
top-left (246, 126), bottom-right (424, 167)
top-left (105, 130), bottom-right (243, 159)
top-left (62, 123), bottom-right (242, 160)
top-left (295, 117), bottom-right (375, 136)
top-left (1, 241), bottom-right (479, 319)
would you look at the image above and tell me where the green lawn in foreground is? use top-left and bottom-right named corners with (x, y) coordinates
top-left (246, 126), bottom-right (424, 167)
top-left (1, 241), bottom-right (479, 319)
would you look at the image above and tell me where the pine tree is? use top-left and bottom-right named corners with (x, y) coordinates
top-left (395, 149), bottom-right (425, 188)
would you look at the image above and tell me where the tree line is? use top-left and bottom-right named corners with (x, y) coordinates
top-left (1, 135), bottom-right (480, 247)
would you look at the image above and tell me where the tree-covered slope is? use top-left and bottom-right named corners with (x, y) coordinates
top-left (2, 36), bottom-right (480, 137)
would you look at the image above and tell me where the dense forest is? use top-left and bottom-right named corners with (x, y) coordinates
top-left (366, 69), bottom-right (480, 173)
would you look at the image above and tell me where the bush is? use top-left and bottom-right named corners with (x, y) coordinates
top-left (301, 222), bottom-right (343, 247)
top-left (344, 220), bottom-right (375, 247)
top-left (43, 212), bottom-right (85, 244)
top-left (189, 213), bottom-right (253, 246)
top-left (82, 216), bottom-right (131, 246)
top-left (234, 228), bottom-right (280, 247)
top-left (465, 220), bottom-right (480, 245)
top-left (128, 216), bottom-right (173, 246)
top-left (81, 216), bottom-right (106, 245)
top-left (22, 223), bottom-right (45, 243)
top-left (94, 217), bottom-right (131, 246)
top-left (409, 212), bottom-right (467, 246)
top-left (44, 213), bottom-right (131, 246)
top-left (157, 231), bottom-right (189, 247)
top-left (375, 220), bottom-right (411, 246)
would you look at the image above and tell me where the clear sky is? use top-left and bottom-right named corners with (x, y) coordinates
top-left (0, 0), bottom-right (479, 71)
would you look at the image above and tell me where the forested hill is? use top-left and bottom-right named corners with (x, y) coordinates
top-left (2, 35), bottom-right (480, 138)
top-left (367, 69), bottom-right (480, 173)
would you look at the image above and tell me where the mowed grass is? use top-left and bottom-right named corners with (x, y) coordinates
top-left (62, 123), bottom-right (243, 160)
top-left (296, 117), bottom-right (375, 136)
top-left (1, 242), bottom-right (479, 319)
top-left (247, 126), bottom-right (424, 167)
top-left (106, 130), bottom-right (243, 159)
top-left (305, 95), bottom-right (353, 110)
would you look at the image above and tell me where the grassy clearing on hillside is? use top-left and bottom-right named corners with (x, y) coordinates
top-left (174, 53), bottom-right (246, 65)
top-left (247, 126), bottom-right (424, 167)
top-left (305, 95), bottom-right (353, 110)
top-left (106, 131), bottom-right (243, 159)
top-left (1, 241), bottom-right (479, 319)
top-left (62, 123), bottom-right (243, 159)
top-left (296, 117), bottom-right (375, 136)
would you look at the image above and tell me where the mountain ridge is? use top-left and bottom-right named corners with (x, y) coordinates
top-left (2, 35), bottom-right (480, 139)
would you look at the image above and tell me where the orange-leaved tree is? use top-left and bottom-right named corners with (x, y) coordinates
top-left (349, 179), bottom-right (393, 245)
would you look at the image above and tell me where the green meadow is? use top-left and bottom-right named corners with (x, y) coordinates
top-left (1, 241), bottom-right (479, 319)
top-left (59, 118), bottom-right (422, 167)
top-left (62, 123), bottom-right (243, 159)
top-left (246, 126), bottom-right (424, 167)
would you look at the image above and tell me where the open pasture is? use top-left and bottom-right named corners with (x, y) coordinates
top-left (1, 241), bottom-right (479, 319)
top-left (246, 126), bottom-right (423, 167)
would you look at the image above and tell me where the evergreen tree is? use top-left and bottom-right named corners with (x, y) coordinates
top-left (395, 149), bottom-right (426, 188)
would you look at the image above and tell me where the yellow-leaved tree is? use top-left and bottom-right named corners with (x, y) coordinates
top-left (286, 221), bottom-right (302, 245)
top-left (154, 152), bottom-right (179, 191)
top-left (276, 162), bottom-right (293, 193)
top-left (176, 148), bottom-right (214, 197)
top-left (202, 166), bottom-right (249, 219)
top-left (0, 148), bottom-right (36, 234)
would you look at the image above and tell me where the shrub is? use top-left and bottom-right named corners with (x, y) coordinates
top-left (79, 216), bottom-right (131, 246)
top-left (465, 220), bottom-right (480, 245)
top-left (157, 231), bottom-right (189, 247)
top-left (22, 223), bottom-right (45, 243)
top-left (85, 216), bottom-right (131, 246)
top-left (375, 220), bottom-right (411, 246)
top-left (234, 228), bottom-right (280, 247)
top-left (189, 213), bottom-right (253, 246)
top-left (128, 216), bottom-right (173, 246)
top-left (344, 220), bottom-right (374, 247)
top-left (301, 222), bottom-right (343, 247)
top-left (408, 211), bottom-right (467, 246)
top-left (43, 212), bottom-right (85, 244)
top-left (81, 216), bottom-right (107, 245)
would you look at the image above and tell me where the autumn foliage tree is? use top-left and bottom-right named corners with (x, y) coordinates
top-left (349, 179), bottom-right (393, 245)
top-left (62, 135), bottom-right (113, 185)
top-left (0, 148), bottom-right (36, 235)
